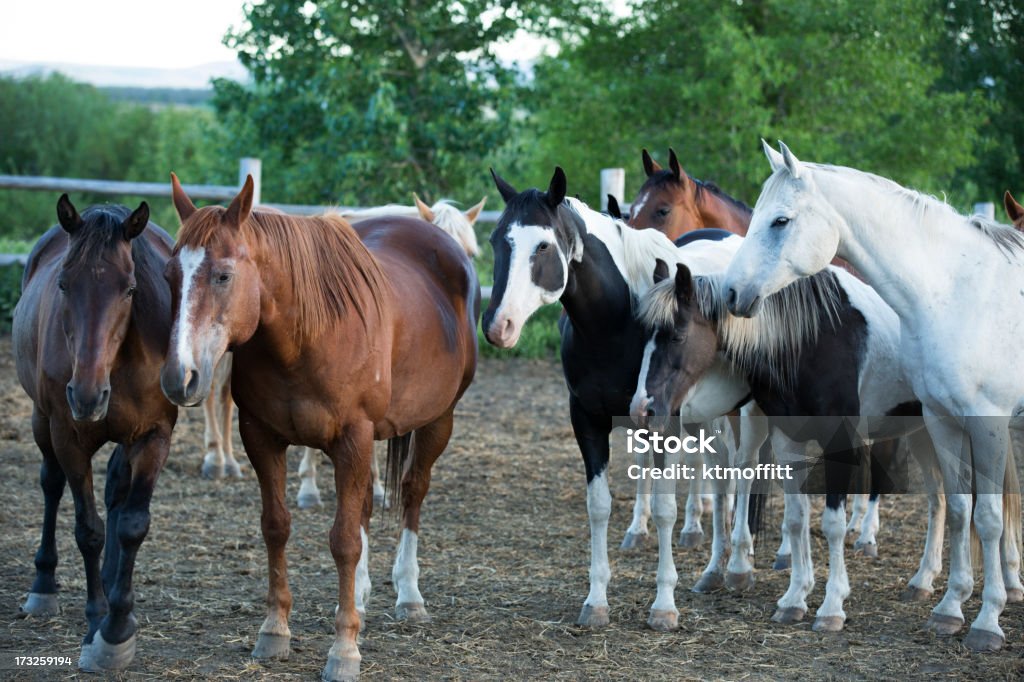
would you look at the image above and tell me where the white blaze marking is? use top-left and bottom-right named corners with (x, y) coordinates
top-left (630, 337), bottom-right (656, 417)
top-left (631, 191), bottom-right (649, 220)
top-left (175, 246), bottom-right (206, 369)
top-left (492, 223), bottom-right (564, 333)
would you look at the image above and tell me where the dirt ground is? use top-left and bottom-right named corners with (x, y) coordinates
top-left (0, 335), bottom-right (1022, 681)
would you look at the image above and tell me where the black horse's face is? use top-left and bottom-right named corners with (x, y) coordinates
top-left (630, 262), bottom-right (719, 428)
top-left (55, 196), bottom-right (149, 421)
top-left (483, 167), bottom-right (583, 348)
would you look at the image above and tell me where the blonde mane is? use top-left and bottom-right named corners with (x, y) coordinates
top-left (638, 268), bottom-right (843, 387)
top-left (176, 207), bottom-right (390, 343)
top-left (338, 200), bottom-right (480, 258)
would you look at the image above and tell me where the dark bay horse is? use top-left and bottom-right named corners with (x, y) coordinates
top-left (160, 175), bottom-right (478, 681)
top-left (13, 196), bottom-right (177, 672)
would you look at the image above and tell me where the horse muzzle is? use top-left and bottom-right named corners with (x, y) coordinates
top-left (482, 311), bottom-right (521, 349)
top-left (66, 382), bottom-right (111, 422)
top-left (630, 394), bottom-right (653, 428)
top-left (725, 285), bottom-right (763, 318)
top-left (160, 361), bottom-right (206, 407)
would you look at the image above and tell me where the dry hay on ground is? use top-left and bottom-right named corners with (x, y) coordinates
top-left (0, 335), bottom-right (1022, 680)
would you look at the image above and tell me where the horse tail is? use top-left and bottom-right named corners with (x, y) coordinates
top-left (969, 440), bottom-right (1021, 577)
top-left (385, 432), bottom-right (414, 516)
top-left (747, 439), bottom-right (774, 537)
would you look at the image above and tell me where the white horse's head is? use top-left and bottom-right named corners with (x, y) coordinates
top-left (723, 141), bottom-right (843, 317)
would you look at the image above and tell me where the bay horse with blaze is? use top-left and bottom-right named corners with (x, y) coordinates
top-left (161, 175), bottom-right (479, 681)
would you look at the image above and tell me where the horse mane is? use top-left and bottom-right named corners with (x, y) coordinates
top-left (805, 163), bottom-right (1024, 257)
top-left (638, 268), bottom-right (843, 388)
top-left (564, 197), bottom-right (681, 299)
top-left (176, 207), bottom-right (389, 343)
top-left (63, 205), bottom-right (170, 312)
top-left (336, 200), bottom-right (479, 258)
top-left (643, 169), bottom-right (752, 213)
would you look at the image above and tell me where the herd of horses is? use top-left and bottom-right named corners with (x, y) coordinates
top-left (10, 142), bottom-right (1024, 680)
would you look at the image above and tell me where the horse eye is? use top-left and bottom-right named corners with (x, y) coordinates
top-left (126, 286), bottom-right (136, 298)
top-left (537, 242), bottom-right (551, 252)
top-left (771, 216), bottom-right (790, 228)
top-left (671, 334), bottom-right (685, 344)
top-left (656, 207), bottom-right (671, 217)
top-left (216, 273), bottom-right (232, 284)
top-left (58, 281), bottom-right (67, 292)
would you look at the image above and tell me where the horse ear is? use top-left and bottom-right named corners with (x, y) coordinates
top-left (674, 262), bottom-right (694, 302)
top-left (224, 174), bottom-right (255, 227)
top-left (668, 148), bottom-right (690, 188)
top-left (778, 141), bottom-right (804, 179)
top-left (606, 194), bottom-right (622, 219)
top-left (642, 148), bottom-right (662, 177)
top-left (1004, 190), bottom-right (1024, 225)
top-left (123, 201), bottom-right (149, 241)
top-left (464, 197), bottom-right (487, 224)
top-left (490, 168), bottom-right (518, 203)
top-left (762, 138), bottom-right (785, 173)
top-left (170, 172), bottom-right (197, 221)
top-left (56, 193), bottom-right (82, 235)
top-left (413, 193), bottom-right (435, 222)
top-left (652, 258), bottom-right (670, 284)
top-left (546, 166), bottom-right (567, 208)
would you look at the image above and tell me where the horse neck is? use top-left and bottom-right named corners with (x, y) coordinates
top-left (813, 170), bottom-right (964, 323)
top-left (560, 239), bottom-right (636, 341)
top-left (698, 191), bottom-right (751, 236)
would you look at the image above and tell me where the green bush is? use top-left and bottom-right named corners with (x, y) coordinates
top-left (0, 264), bottom-right (22, 333)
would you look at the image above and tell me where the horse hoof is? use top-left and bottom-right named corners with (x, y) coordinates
top-left (201, 461), bottom-right (225, 480)
top-left (924, 613), bottom-right (964, 636)
top-left (322, 654), bottom-right (360, 682)
top-left (20, 592), bottom-right (60, 617)
top-left (899, 585), bottom-right (932, 602)
top-left (678, 530), bottom-right (704, 549)
top-left (812, 615), bottom-right (845, 633)
top-left (648, 608), bottom-right (679, 631)
top-left (577, 605), bottom-right (610, 628)
top-left (619, 531), bottom-right (649, 551)
top-left (78, 631), bottom-right (136, 672)
top-left (298, 492), bottom-right (322, 509)
top-left (1006, 588), bottom-right (1024, 603)
top-left (252, 632), bottom-right (291, 660)
top-left (395, 602), bottom-right (431, 623)
top-left (692, 572), bottom-right (724, 593)
top-left (373, 492), bottom-right (386, 509)
top-left (725, 571), bottom-right (755, 592)
top-left (225, 461), bottom-right (244, 478)
top-left (771, 607), bottom-right (806, 624)
top-left (772, 554), bottom-right (791, 571)
top-left (964, 627), bottom-right (1004, 652)
top-left (854, 541), bottom-right (878, 559)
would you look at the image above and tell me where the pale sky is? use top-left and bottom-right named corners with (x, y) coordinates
top-left (0, 0), bottom-right (563, 70)
top-left (1, 0), bottom-right (247, 68)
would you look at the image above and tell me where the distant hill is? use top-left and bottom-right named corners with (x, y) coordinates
top-left (0, 59), bottom-right (247, 89)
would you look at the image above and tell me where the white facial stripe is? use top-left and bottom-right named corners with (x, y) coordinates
top-left (493, 223), bottom-right (565, 328)
top-left (175, 246), bottom-right (206, 368)
top-left (632, 191), bottom-right (649, 219)
top-left (631, 337), bottom-right (656, 415)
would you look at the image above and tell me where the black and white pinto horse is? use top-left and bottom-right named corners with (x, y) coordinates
top-left (631, 251), bottom-right (956, 630)
top-left (482, 167), bottom-right (749, 629)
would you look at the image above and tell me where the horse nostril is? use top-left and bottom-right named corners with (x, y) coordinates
top-left (727, 288), bottom-right (738, 308)
top-left (184, 369), bottom-right (200, 397)
top-left (66, 384), bottom-right (75, 406)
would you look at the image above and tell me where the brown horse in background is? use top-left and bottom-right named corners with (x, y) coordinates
top-left (160, 175), bottom-right (479, 681)
top-left (13, 197), bottom-right (177, 672)
top-left (1005, 190), bottom-right (1024, 230)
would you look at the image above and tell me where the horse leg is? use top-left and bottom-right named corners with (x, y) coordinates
top-left (922, 412), bottom-right (972, 637)
top-left (354, 480), bottom-right (373, 628)
top-left (218, 356), bottom-right (243, 478)
top-left (21, 408), bottom-right (66, 617)
top-left (323, 420), bottom-right (373, 682)
top-left (678, 440), bottom-right (705, 549)
top-left (100, 445), bottom-right (130, 597)
top-left (297, 447), bottom-right (322, 509)
top-left (846, 493), bottom-right (867, 536)
top-left (962, 417), bottom-right (1011, 652)
top-left (1001, 423), bottom-right (1024, 602)
top-left (902, 427), bottom-right (944, 601)
top-left (392, 412), bottom-right (453, 623)
top-left (648, 441), bottom-right (680, 630)
top-left (726, 409), bottom-right (770, 591)
top-left (621, 449), bottom-right (652, 550)
top-left (570, 399), bottom-right (612, 627)
top-left (692, 475), bottom-right (729, 593)
top-left (771, 431), bottom-right (813, 624)
top-left (81, 428), bottom-right (171, 672)
top-left (201, 361), bottom-right (226, 479)
top-left (371, 445), bottom-right (388, 509)
top-left (238, 411), bottom-right (293, 662)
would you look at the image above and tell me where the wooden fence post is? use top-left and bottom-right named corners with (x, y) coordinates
top-left (600, 168), bottom-right (625, 212)
top-left (239, 158), bottom-right (262, 206)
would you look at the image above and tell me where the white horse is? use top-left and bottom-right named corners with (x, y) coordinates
top-left (723, 141), bottom-right (1024, 650)
top-left (199, 194), bottom-right (487, 511)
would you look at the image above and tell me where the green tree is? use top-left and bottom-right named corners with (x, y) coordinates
top-left (214, 0), bottom-right (608, 206)
top-left (528, 0), bottom-right (985, 208)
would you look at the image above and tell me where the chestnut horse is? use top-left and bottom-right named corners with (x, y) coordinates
top-left (1006, 190), bottom-right (1024, 230)
top-left (13, 196), bottom-right (177, 672)
top-left (160, 175), bottom-right (478, 681)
